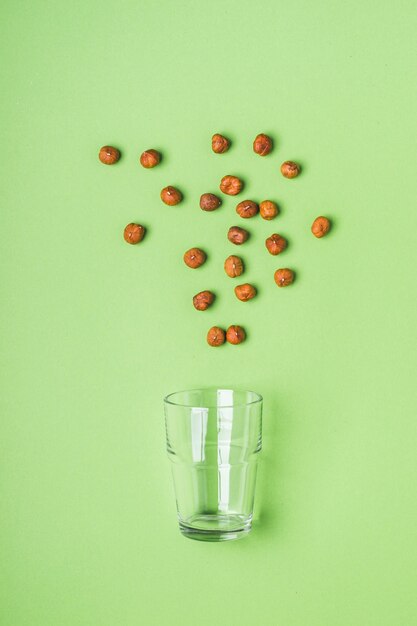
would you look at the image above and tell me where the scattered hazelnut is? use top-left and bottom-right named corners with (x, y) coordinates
top-left (200, 193), bottom-right (222, 211)
top-left (123, 223), bottom-right (145, 244)
top-left (274, 268), bottom-right (294, 287)
top-left (193, 290), bottom-right (215, 311)
top-left (220, 175), bottom-right (243, 196)
top-left (265, 233), bottom-right (287, 255)
top-left (253, 134), bottom-right (273, 156)
top-left (260, 200), bottom-right (279, 220)
top-left (183, 248), bottom-right (206, 268)
top-left (207, 326), bottom-right (226, 347)
top-left (311, 216), bottom-right (331, 238)
top-left (160, 186), bottom-right (182, 205)
top-left (281, 161), bottom-right (300, 178)
top-left (227, 226), bottom-right (249, 245)
top-left (99, 145), bottom-right (120, 165)
top-left (236, 200), bottom-right (259, 218)
top-left (212, 134), bottom-right (230, 154)
top-left (226, 325), bottom-right (246, 345)
top-left (234, 284), bottom-right (257, 302)
top-left (140, 149), bottom-right (161, 168)
top-left (224, 255), bottom-right (244, 277)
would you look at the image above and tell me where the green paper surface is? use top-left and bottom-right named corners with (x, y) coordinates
top-left (1, 1), bottom-right (417, 624)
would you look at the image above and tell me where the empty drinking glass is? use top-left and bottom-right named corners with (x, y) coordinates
top-left (164, 388), bottom-right (263, 541)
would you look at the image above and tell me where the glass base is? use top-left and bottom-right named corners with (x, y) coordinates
top-left (179, 514), bottom-right (252, 542)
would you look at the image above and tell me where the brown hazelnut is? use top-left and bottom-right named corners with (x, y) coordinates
top-left (236, 200), bottom-right (259, 219)
top-left (234, 284), bottom-right (257, 302)
top-left (253, 134), bottom-right (273, 156)
top-left (200, 193), bottom-right (222, 211)
top-left (281, 161), bottom-right (300, 178)
top-left (207, 326), bottom-right (226, 347)
top-left (224, 255), bottom-right (244, 278)
top-left (226, 325), bottom-right (246, 345)
top-left (212, 134), bottom-right (230, 154)
top-left (220, 175), bottom-right (243, 196)
top-left (311, 216), bottom-right (331, 238)
top-left (140, 149), bottom-right (161, 168)
top-left (274, 268), bottom-right (294, 287)
top-left (227, 226), bottom-right (249, 245)
top-left (265, 233), bottom-right (287, 255)
top-left (99, 145), bottom-right (120, 165)
top-left (260, 200), bottom-right (279, 220)
top-left (160, 186), bottom-right (182, 205)
top-left (123, 223), bottom-right (145, 244)
top-left (193, 290), bottom-right (215, 311)
top-left (183, 248), bottom-right (206, 268)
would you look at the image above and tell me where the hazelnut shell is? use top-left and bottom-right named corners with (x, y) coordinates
top-left (281, 161), bottom-right (300, 178)
top-left (200, 193), bottom-right (222, 211)
top-left (227, 226), bottom-right (249, 245)
top-left (193, 290), bottom-right (215, 311)
top-left (226, 325), bottom-right (246, 345)
top-left (260, 200), bottom-right (279, 220)
top-left (123, 223), bottom-right (145, 244)
top-left (183, 248), bottom-right (206, 268)
top-left (311, 216), bottom-right (331, 238)
top-left (224, 255), bottom-right (244, 278)
top-left (212, 134), bottom-right (230, 154)
top-left (253, 134), bottom-right (273, 156)
top-left (207, 326), bottom-right (226, 346)
top-left (99, 145), bottom-right (120, 165)
top-left (140, 149), bottom-right (161, 168)
top-left (274, 268), bottom-right (294, 287)
top-left (265, 234), bottom-right (287, 255)
top-left (220, 175), bottom-right (243, 196)
top-left (236, 200), bottom-right (259, 219)
top-left (161, 186), bottom-right (182, 205)
top-left (234, 284), bottom-right (257, 301)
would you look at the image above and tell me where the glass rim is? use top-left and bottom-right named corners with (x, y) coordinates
top-left (164, 387), bottom-right (263, 410)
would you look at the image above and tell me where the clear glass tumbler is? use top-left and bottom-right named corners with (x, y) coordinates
top-left (164, 388), bottom-right (262, 542)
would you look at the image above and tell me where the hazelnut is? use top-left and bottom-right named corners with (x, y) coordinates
top-left (123, 223), bottom-right (145, 244)
top-left (212, 134), bottom-right (230, 154)
top-left (253, 134), bottom-right (273, 156)
top-left (99, 145), bottom-right (120, 165)
top-left (224, 255), bottom-right (244, 277)
top-left (274, 268), bottom-right (294, 287)
top-left (281, 161), bottom-right (300, 178)
top-left (200, 193), bottom-right (222, 211)
top-left (265, 233), bottom-right (287, 255)
top-left (226, 325), bottom-right (246, 345)
top-left (227, 226), bottom-right (249, 245)
top-left (220, 175), bottom-right (243, 196)
top-left (160, 186), bottom-right (182, 205)
top-left (140, 149), bottom-right (161, 168)
top-left (193, 290), bottom-right (215, 311)
top-left (207, 326), bottom-right (226, 347)
top-left (234, 284), bottom-right (257, 301)
top-left (260, 200), bottom-right (279, 220)
top-left (184, 248), bottom-right (206, 268)
top-left (311, 216), bottom-right (331, 238)
top-left (236, 200), bottom-right (259, 219)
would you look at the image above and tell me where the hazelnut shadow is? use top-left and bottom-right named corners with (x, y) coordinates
top-left (142, 224), bottom-right (150, 241)
top-left (294, 160), bottom-right (305, 175)
top-left (326, 215), bottom-right (337, 235)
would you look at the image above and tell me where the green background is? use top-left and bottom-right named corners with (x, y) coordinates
top-left (1, 1), bottom-right (417, 624)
